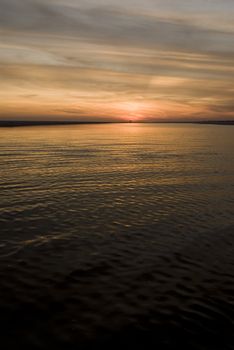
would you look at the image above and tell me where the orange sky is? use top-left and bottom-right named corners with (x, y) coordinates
top-left (1, 0), bottom-right (234, 121)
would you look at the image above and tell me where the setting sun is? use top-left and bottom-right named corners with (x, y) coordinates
top-left (113, 101), bottom-right (152, 121)
top-left (1, 1), bottom-right (234, 349)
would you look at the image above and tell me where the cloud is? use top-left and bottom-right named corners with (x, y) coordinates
top-left (0, 0), bottom-right (234, 120)
top-left (1, 0), bottom-right (234, 52)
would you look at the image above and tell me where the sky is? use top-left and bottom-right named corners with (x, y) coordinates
top-left (0, 0), bottom-right (234, 122)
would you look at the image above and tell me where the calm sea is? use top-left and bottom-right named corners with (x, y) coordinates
top-left (0, 123), bottom-right (234, 349)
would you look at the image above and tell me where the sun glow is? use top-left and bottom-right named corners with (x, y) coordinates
top-left (116, 101), bottom-right (151, 121)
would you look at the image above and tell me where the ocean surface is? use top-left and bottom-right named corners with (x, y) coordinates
top-left (0, 123), bottom-right (234, 349)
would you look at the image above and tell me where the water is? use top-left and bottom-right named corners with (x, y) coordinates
top-left (0, 123), bottom-right (234, 349)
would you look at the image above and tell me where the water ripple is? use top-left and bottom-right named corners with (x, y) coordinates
top-left (0, 124), bottom-right (234, 349)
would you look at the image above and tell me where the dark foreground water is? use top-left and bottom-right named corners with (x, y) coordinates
top-left (0, 123), bottom-right (234, 349)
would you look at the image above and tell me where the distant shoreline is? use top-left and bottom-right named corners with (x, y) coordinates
top-left (0, 120), bottom-right (233, 127)
top-left (0, 121), bottom-right (114, 127)
top-left (195, 120), bottom-right (234, 125)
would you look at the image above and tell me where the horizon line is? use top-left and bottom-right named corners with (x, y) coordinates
top-left (0, 120), bottom-right (234, 127)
